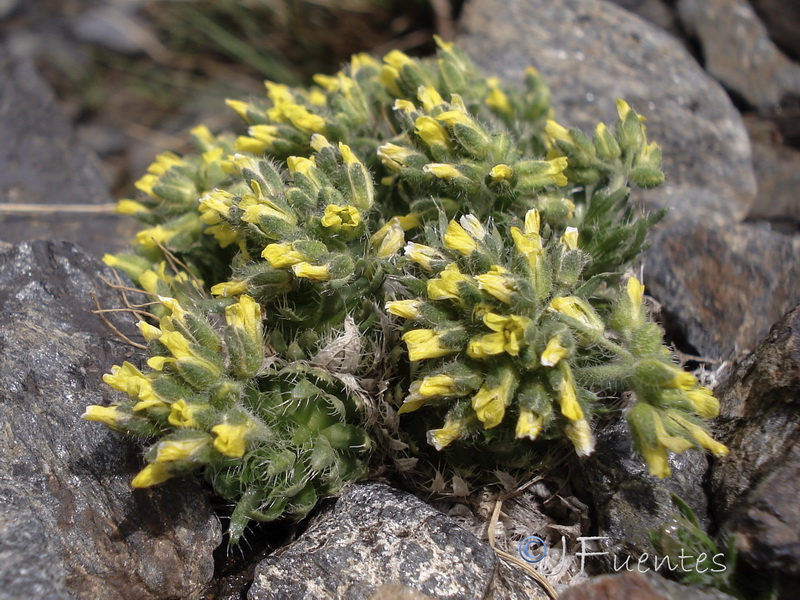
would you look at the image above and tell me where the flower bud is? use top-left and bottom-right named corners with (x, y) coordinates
top-left (514, 158), bottom-right (568, 191)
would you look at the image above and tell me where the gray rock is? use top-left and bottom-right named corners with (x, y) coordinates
top-left (456, 0), bottom-right (756, 221)
top-left (558, 570), bottom-right (738, 599)
top-left (71, 7), bottom-right (156, 56)
top-left (745, 134), bottom-right (800, 225)
top-left (0, 240), bottom-right (220, 600)
top-left (709, 305), bottom-right (800, 588)
top-left (607, 0), bottom-right (679, 34)
top-left (580, 419), bottom-right (710, 563)
top-left (643, 212), bottom-right (800, 360)
top-left (0, 48), bottom-right (138, 256)
top-left (248, 482), bottom-right (548, 600)
top-left (0, 0), bottom-right (19, 20)
top-left (677, 0), bottom-right (800, 113)
top-left (749, 0), bottom-right (800, 61)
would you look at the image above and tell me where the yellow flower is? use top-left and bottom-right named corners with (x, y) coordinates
top-left (131, 463), bottom-right (174, 488)
top-left (560, 227), bottom-right (579, 250)
top-left (155, 436), bottom-right (209, 462)
top-left (402, 329), bottom-right (459, 361)
top-left (641, 442), bottom-right (671, 478)
top-left (385, 299), bottom-right (424, 319)
top-left (540, 336), bottom-right (569, 367)
top-left (555, 363), bottom-right (583, 421)
top-left (205, 223), bottom-right (239, 248)
top-left (157, 331), bottom-right (194, 360)
top-left (287, 156), bottom-right (317, 177)
top-left (338, 142), bottom-right (359, 165)
top-left (427, 419), bottom-right (466, 451)
top-left (133, 173), bottom-right (158, 197)
top-left (351, 51), bottom-right (380, 72)
top-left (672, 370), bottom-right (697, 391)
top-left (405, 242), bottom-right (446, 272)
top-left (398, 381), bottom-right (428, 414)
top-left (510, 209), bottom-right (544, 268)
top-left (310, 133), bottom-right (334, 152)
top-left (393, 99), bottom-right (416, 113)
top-left (380, 65), bottom-right (402, 96)
top-left (414, 116), bottom-right (451, 149)
top-left (624, 276), bottom-right (646, 328)
top-left (210, 279), bottom-right (250, 297)
top-left (225, 98), bottom-right (252, 120)
top-left (685, 386), bottom-right (719, 419)
top-left (384, 49), bottom-right (413, 69)
top-left (488, 164), bottom-right (513, 184)
top-left (427, 263), bottom-right (472, 300)
top-left (377, 143), bottom-right (418, 171)
top-left (417, 85), bottom-right (444, 112)
top-left (115, 200), bottom-right (148, 216)
top-left (515, 408), bottom-right (544, 441)
top-left (459, 215), bottom-right (486, 240)
top-left (225, 295), bottom-right (263, 343)
top-left (631, 405), bottom-right (694, 477)
top-left (627, 276), bottom-right (645, 307)
top-left (375, 219), bottom-right (405, 258)
top-left (82, 405), bottom-right (126, 428)
top-left (549, 296), bottom-right (604, 333)
top-left (320, 204), bottom-right (361, 234)
top-left (158, 296), bottom-right (188, 325)
top-left (135, 225), bottom-right (173, 250)
top-left (669, 414), bottom-right (728, 457)
top-left (486, 85), bottom-right (513, 117)
top-left (424, 163), bottom-right (462, 181)
top-left (443, 219), bottom-right (478, 256)
top-left (418, 374), bottom-right (458, 397)
top-left (545, 120), bottom-right (575, 145)
top-left (616, 99), bottom-right (640, 121)
top-left (292, 262), bottom-right (331, 281)
top-left (212, 422), bottom-right (256, 458)
top-left (524, 209), bottom-right (541, 235)
top-left (103, 362), bottom-right (161, 405)
top-left (249, 124), bottom-right (281, 144)
top-left (371, 214), bottom-right (419, 247)
top-left (471, 368), bottom-right (516, 428)
top-left (261, 243), bottom-right (307, 268)
top-left (235, 135), bottom-right (269, 154)
top-left (435, 110), bottom-right (472, 127)
top-left (168, 399), bottom-right (200, 428)
top-left (285, 104), bottom-right (326, 133)
top-left (475, 266), bottom-right (516, 304)
top-left (467, 313), bottom-right (530, 358)
top-left (566, 419), bottom-right (596, 457)
top-left (241, 201), bottom-right (296, 227)
top-left (137, 320), bottom-right (162, 343)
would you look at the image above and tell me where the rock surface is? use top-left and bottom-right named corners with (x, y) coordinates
top-left (558, 570), bottom-right (738, 599)
top-left (580, 418), bottom-right (709, 562)
top-left (746, 137), bottom-right (800, 225)
top-left (248, 482), bottom-right (548, 600)
top-left (643, 213), bottom-right (800, 360)
top-left (677, 0), bottom-right (800, 113)
top-left (749, 0), bottom-right (800, 61)
top-left (709, 305), bottom-right (800, 591)
top-left (607, 0), bottom-right (678, 34)
top-left (0, 240), bottom-right (220, 600)
top-left (456, 0), bottom-right (756, 221)
top-left (0, 48), bottom-right (138, 256)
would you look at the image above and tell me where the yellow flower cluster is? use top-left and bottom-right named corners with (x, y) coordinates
top-left (83, 295), bottom-right (265, 487)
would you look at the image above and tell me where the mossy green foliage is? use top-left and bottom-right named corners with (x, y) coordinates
top-left (86, 39), bottom-right (726, 541)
